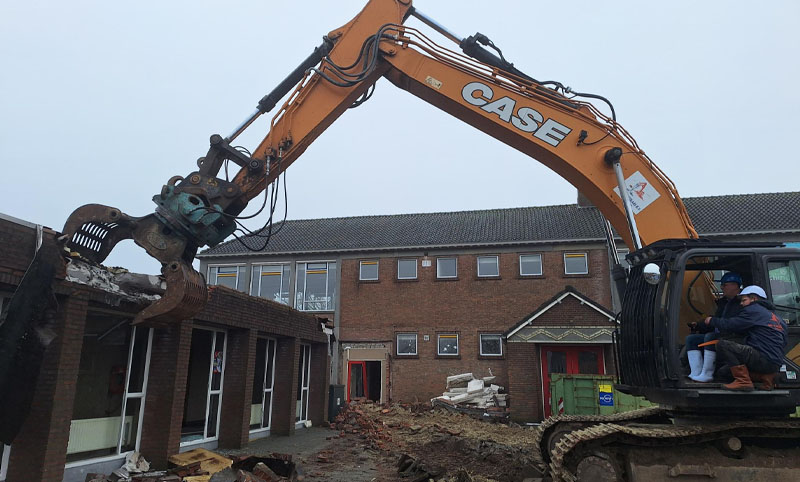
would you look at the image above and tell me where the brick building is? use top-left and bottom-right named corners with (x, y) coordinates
top-left (197, 191), bottom-right (800, 422)
top-left (0, 213), bottom-right (330, 482)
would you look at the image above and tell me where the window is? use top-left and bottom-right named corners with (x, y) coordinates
top-left (68, 315), bottom-right (152, 462)
top-left (438, 334), bottom-right (459, 355)
top-left (251, 264), bottom-right (290, 304)
top-left (519, 254), bottom-right (543, 276)
top-left (480, 334), bottom-right (503, 356)
top-left (396, 334), bottom-right (417, 356)
top-left (359, 260), bottom-right (379, 281)
top-left (295, 261), bottom-right (337, 311)
top-left (296, 344), bottom-right (311, 423)
top-left (477, 256), bottom-right (499, 277)
top-left (397, 259), bottom-right (417, 280)
top-left (208, 265), bottom-right (245, 290)
top-left (250, 338), bottom-right (276, 431)
top-left (437, 257), bottom-right (457, 278)
top-left (564, 252), bottom-right (588, 275)
top-left (768, 259), bottom-right (800, 326)
top-left (616, 248), bottom-right (630, 270)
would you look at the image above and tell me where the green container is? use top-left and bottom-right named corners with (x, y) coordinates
top-left (549, 374), bottom-right (654, 416)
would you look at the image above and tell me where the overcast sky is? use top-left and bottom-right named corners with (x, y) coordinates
top-left (1, 1), bottom-right (798, 274)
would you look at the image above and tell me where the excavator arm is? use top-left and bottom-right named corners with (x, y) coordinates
top-left (63, 0), bottom-right (698, 325)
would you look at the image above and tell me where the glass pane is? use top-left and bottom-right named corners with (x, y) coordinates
top-left (397, 334), bottom-right (416, 355)
top-left (768, 260), bottom-right (800, 326)
top-left (480, 335), bottom-right (502, 355)
top-left (301, 389), bottom-right (308, 421)
top-left (281, 265), bottom-right (291, 304)
top-left (350, 364), bottom-right (365, 398)
top-left (120, 397), bottom-right (142, 452)
top-left (214, 266), bottom-right (238, 289)
top-left (207, 394), bottom-right (219, 438)
top-left (211, 332), bottom-right (225, 390)
top-left (260, 270), bottom-right (284, 303)
top-left (182, 330), bottom-right (213, 442)
top-left (438, 335), bottom-right (458, 355)
top-left (360, 261), bottom-right (378, 280)
top-left (266, 339), bottom-right (276, 389)
top-left (262, 392), bottom-right (272, 429)
top-left (68, 315), bottom-right (131, 462)
top-left (398, 259), bottom-right (417, 279)
top-left (437, 258), bottom-right (457, 278)
top-left (520, 254), bottom-right (542, 276)
top-left (478, 256), bottom-right (499, 277)
top-left (327, 263), bottom-right (337, 310)
top-left (547, 351), bottom-right (567, 374)
top-left (296, 349), bottom-right (303, 421)
top-left (303, 346), bottom-right (311, 389)
top-left (127, 327), bottom-right (150, 393)
top-left (295, 263), bottom-right (306, 309)
top-left (578, 351), bottom-right (599, 374)
top-left (252, 339), bottom-right (267, 404)
top-left (564, 254), bottom-right (588, 274)
top-left (305, 271), bottom-right (327, 310)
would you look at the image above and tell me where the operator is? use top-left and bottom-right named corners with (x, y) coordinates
top-left (703, 285), bottom-right (788, 391)
top-left (685, 272), bottom-right (743, 382)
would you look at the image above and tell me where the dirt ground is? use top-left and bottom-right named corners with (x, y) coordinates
top-left (212, 401), bottom-right (543, 482)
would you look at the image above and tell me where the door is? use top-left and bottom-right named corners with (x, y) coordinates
top-left (541, 345), bottom-right (604, 418)
top-left (347, 361), bottom-right (367, 402)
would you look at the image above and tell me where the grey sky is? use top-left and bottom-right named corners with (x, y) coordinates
top-left (1, 1), bottom-right (798, 274)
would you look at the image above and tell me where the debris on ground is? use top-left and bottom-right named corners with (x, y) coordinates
top-left (430, 373), bottom-right (510, 422)
top-left (331, 400), bottom-right (543, 481)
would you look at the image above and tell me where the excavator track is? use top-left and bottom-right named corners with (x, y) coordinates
top-left (546, 418), bottom-right (800, 481)
top-left (530, 406), bottom-right (666, 471)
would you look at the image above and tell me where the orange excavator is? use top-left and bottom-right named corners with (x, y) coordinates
top-left (9, 0), bottom-right (800, 479)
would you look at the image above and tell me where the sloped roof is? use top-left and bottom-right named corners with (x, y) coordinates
top-left (198, 191), bottom-right (800, 257)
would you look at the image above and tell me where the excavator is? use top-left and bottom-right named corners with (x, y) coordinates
top-left (5, 0), bottom-right (800, 479)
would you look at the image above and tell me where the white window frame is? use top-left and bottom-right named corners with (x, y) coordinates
top-left (64, 324), bottom-right (154, 468)
top-left (396, 333), bottom-right (418, 356)
top-left (180, 327), bottom-right (227, 447)
top-left (397, 258), bottom-right (418, 280)
top-left (295, 260), bottom-right (337, 312)
top-left (251, 263), bottom-right (291, 304)
top-left (437, 334), bottom-right (459, 356)
top-left (519, 254), bottom-right (543, 276)
top-left (207, 263), bottom-right (245, 290)
top-left (479, 334), bottom-right (503, 356)
top-left (359, 260), bottom-right (379, 281)
top-left (477, 255), bottom-right (500, 277)
top-left (436, 257), bottom-right (458, 279)
top-left (564, 252), bottom-right (589, 275)
top-left (296, 344), bottom-right (311, 425)
top-left (250, 337), bottom-right (277, 434)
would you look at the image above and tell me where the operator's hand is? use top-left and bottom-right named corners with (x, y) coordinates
top-left (704, 316), bottom-right (712, 325)
top-left (687, 321), bottom-right (698, 332)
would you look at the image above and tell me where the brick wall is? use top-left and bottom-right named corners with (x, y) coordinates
top-left (338, 248), bottom-right (609, 402)
top-left (507, 343), bottom-right (541, 422)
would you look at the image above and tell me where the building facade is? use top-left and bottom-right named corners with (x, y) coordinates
top-left (0, 213), bottom-right (330, 482)
top-left (197, 192), bottom-right (800, 422)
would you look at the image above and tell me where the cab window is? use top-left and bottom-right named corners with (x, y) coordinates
top-left (768, 260), bottom-right (800, 326)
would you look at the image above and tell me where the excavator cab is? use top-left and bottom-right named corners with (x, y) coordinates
top-left (616, 239), bottom-right (800, 416)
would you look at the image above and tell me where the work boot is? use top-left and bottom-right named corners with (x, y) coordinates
top-left (723, 365), bottom-right (754, 391)
top-left (690, 350), bottom-right (716, 383)
top-left (750, 372), bottom-right (777, 391)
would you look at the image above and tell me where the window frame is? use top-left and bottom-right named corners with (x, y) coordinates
top-left (359, 260), bottom-right (379, 281)
top-left (397, 258), bottom-right (418, 280)
top-left (250, 263), bottom-right (291, 305)
top-left (436, 257), bottom-right (458, 279)
top-left (563, 252), bottom-right (589, 275)
top-left (396, 333), bottom-right (418, 356)
top-left (479, 334), bottom-right (503, 357)
top-left (477, 255), bottom-right (500, 278)
top-left (207, 264), bottom-right (246, 290)
top-left (437, 333), bottom-right (459, 356)
top-left (519, 253), bottom-right (543, 276)
top-left (295, 260), bottom-right (337, 312)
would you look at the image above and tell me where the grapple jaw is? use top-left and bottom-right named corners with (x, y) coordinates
top-left (62, 203), bottom-right (208, 325)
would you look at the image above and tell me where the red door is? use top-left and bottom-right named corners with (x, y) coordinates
top-left (347, 361), bottom-right (367, 402)
top-left (541, 345), bottom-right (604, 418)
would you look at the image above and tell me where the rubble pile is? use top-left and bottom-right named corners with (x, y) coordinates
top-left (430, 373), bottom-right (509, 421)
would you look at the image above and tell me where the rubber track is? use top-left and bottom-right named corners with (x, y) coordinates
top-left (547, 419), bottom-right (800, 482)
top-left (529, 406), bottom-right (666, 470)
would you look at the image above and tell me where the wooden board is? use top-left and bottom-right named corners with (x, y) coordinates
top-left (168, 448), bottom-right (232, 476)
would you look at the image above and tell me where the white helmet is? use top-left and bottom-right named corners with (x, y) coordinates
top-left (740, 285), bottom-right (767, 299)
